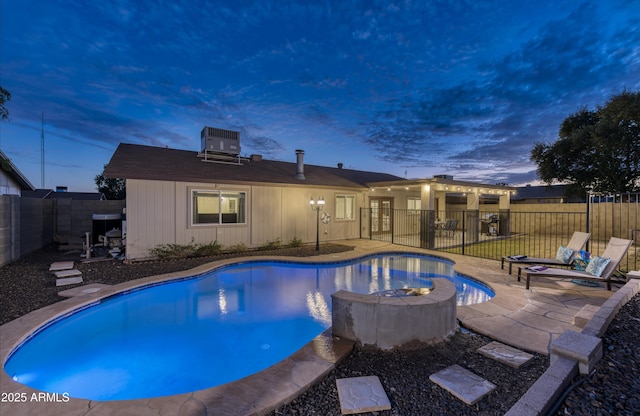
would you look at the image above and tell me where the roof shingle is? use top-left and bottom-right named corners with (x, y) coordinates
top-left (105, 143), bottom-right (404, 188)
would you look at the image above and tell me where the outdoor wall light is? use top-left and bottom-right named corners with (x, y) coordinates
top-left (310, 196), bottom-right (325, 251)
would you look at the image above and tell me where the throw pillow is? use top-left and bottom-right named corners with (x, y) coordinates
top-left (555, 245), bottom-right (573, 263)
top-left (585, 256), bottom-right (611, 277)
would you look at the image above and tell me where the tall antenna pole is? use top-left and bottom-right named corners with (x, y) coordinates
top-left (41, 113), bottom-right (45, 188)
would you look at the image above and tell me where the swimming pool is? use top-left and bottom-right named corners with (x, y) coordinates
top-left (4, 253), bottom-right (493, 401)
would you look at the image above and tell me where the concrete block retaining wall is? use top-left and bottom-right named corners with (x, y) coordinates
top-left (331, 278), bottom-right (458, 349)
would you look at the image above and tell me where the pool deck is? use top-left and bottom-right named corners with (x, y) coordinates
top-left (0, 239), bottom-right (631, 416)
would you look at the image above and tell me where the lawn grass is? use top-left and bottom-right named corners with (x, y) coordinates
top-left (439, 233), bottom-right (637, 272)
top-left (441, 234), bottom-right (560, 260)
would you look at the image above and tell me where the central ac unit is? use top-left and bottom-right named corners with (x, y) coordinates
top-left (200, 126), bottom-right (240, 155)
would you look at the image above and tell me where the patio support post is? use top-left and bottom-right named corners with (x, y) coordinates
top-left (420, 184), bottom-right (436, 248)
top-left (419, 210), bottom-right (436, 249)
top-left (466, 191), bottom-right (480, 243)
top-left (499, 192), bottom-right (511, 237)
top-left (499, 209), bottom-right (511, 237)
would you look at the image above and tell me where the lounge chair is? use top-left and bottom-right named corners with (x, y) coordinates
top-left (442, 218), bottom-right (458, 237)
top-left (501, 231), bottom-right (590, 274)
top-left (519, 237), bottom-right (633, 290)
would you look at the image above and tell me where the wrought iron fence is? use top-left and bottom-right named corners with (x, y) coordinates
top-left (587, 193), bottom-right (639, 273)
top-left (361, 198), bottom-right (639, 273)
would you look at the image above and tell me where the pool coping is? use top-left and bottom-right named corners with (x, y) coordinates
top-left (0, 240), bottom-right (622, 416)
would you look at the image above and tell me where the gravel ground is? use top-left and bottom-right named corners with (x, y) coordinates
top-left (269, 293), bottom-right (640, 416)
top-left (554, 294), bottom-right (640, 416)
top-left (1, 244), bottom-right (637, 415)
top-left (270, 333), bottom-right (547, 416)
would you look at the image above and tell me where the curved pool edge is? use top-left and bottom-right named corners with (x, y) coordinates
top-left (1, 243), bottom-right (505, 416)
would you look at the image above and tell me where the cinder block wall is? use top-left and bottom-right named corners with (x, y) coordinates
top-left (20, 197), bottom-right (54, 255)
top-left (0, 196), bottom-right (125, 267)
top-left (0, 196), bottom-right (19, 266)
top-left (0, 196), bottom-right (54, 267)
top-left (57, 200), bottom-right (125, 245)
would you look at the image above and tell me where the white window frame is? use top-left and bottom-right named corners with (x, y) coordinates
top-left (407, 197), bottom-right (421, 214)
top-left (335, 194), bottom-right (356, 221)
top-left (190, 189), bottom-right (246, 226)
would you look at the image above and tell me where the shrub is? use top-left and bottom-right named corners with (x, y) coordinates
top-left (226, 243), bottom-right (248, 253)
top-left (150, 243), bottom-right (198, 260)
top-left (150, 240), bottom-right (221, 260)
top-left (194, 241), bottom-right (222, 257)
top-left (288, 237), bottom-right (303, 248)
top-left (259, 238), bottom-right (281, 251)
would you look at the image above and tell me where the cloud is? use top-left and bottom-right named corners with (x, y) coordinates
top-left (3, 0), bottom-right (639, 191)
top-left (242, 135), bottom-right (285, 158)
top-left (360, 1), bottom-right (640, 178)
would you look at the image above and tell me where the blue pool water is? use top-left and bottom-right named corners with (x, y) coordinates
top-left (4, 253), bottom-right (493, 401)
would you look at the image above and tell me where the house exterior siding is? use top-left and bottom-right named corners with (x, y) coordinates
top-left (0, 170), bottom-right (22, 196)
top-left (125, 178), bottom-right (367, 259)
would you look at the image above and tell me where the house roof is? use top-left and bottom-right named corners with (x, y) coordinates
top-left (512, 185), bottom-right (572, 200)
top-left (105, 143), bottom-right (405, 189)
top-left (22, 189), bottom-right (106, 200)
top-left (511, 184), bottom-right (586, 203)
top-left (0, 149), bottom-right (35, 191)
top-left (21, 189), bottom-right (52, 199)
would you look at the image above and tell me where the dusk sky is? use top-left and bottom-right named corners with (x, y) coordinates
top-left (1, 0), bottom-right (639, 192)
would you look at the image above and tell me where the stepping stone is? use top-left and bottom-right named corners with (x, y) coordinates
top-left (53, 269), bottom-right (82, 278)
top-left (56, 276), bottom-right (84, 287)
top-left (336, 376), bottom-right (391, 414)
top-left (429, 364), bottom-right (496, 405)
top-left (477, 341), bottom-right (533, 368)
top-left (58, 283), bottom-right (110, 298)
top-left (49, 261), bottom-right (74, 271)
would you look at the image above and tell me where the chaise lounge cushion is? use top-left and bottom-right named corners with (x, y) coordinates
top-left (585, 256), bottom-right (611, 277)
top-left (555, 245), bottom-right (574, 263)
top-left (519, 237), bottom-right (632, 291)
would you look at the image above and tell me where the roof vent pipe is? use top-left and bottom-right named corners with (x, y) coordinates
top-left (295, 149), bottom-right (305, 179)
top-left (337, 162), bottom-right (343, 169)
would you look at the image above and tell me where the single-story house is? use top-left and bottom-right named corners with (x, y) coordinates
top-left (105, 137), bottom-right (514, 259)
top-left (0, 149), bottom-right (35, 196)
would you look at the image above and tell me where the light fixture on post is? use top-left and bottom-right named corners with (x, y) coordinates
top-left (310, 196), bottom-right (325, 251)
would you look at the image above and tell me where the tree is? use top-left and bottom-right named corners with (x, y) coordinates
top-left (0, 86), bottom-right (10, 121)
top-left (1, 153), bottom-right (12, 173)
top-left (531, 90), bottom-right (640, 195)
top-left (95, 165), bottom-right (126, 200)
